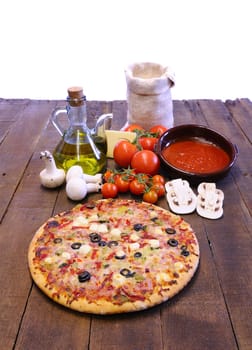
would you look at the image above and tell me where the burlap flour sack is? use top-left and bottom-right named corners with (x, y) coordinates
top-left (124, 62), bottom-right (175, 130)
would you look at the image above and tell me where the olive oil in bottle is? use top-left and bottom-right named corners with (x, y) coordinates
top-left (53, 132), bottom-right (107, 175)
top-left (51, 87), bottom-right (107, 175)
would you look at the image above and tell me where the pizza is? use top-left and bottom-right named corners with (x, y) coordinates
top-left (28, 198), bottom-right (200, 314)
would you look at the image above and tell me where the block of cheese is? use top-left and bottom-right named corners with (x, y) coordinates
top-left (105, 130), bottom-right (136, 158)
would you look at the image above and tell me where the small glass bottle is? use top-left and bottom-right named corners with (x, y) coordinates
top-left (51, 87), bottom-right (107, 175)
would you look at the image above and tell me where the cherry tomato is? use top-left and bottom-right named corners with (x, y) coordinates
top-left (129, 179), bottom-right (146, 195)
top-left (149, 125), bottom-right (168, 137)
top-left (143, 190), bottom-right (158, 204)
top-left (138, 173), bottom-right (150, 183)
top-left (113, 140), bottom-right (138, 168)
top-left (124, 124), bottom-right (144, 132)
top-left (131, 150), bottom-right (160, 176)
top-left (103, 169), bottom-right (114, 182)
top-left (101, 183), bottom-right (118, 198)
top-left (138, 137), bottom-right (158, 151)
top-left (151, 183), bottom-right (165, 197)
top-left (114, 175), bottom-right (130, 193)
top-left (152, 174), bottom-right (165, 185)
top-left (124, 168), bottom-right (136, 182)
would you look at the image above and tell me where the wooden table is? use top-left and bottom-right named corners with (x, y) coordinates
top-left (0, 97), bottom-right (251, 350)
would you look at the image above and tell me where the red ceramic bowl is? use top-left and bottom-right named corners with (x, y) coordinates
top-left (156, 124), bottom-right (238, 184)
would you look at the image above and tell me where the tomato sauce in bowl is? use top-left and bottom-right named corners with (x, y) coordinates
top-left (156, 124), bottom-right (237, 183)
top-left (161, 139), bottom-right (230, 174)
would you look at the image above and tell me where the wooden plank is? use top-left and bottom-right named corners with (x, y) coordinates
top-left (0, 208), bottom-right (58, 350)
top-left (173, 99), bottom-right (208, 126)
top-left (0, 100), bottom-right (57, 222)
top-left (225, 98), bottom-right (252, 143)
top-left (202, 176), bottom-right (252, 350)
top-left (162, 223), bottom-right (236, 349)
top-left (0, 99), bottom-right (27, 122)
top-left (197, 99), bottom-right (252, 218)
top-left (15, 288), bottom-right (91, 350)
top-left (111, 100), bottom-right (127, 130)
top-left (0, 118), bottom-right (61, 348)
top-left (162, 301), bottom-right (238, 350)
top-left (89, 309), bottom-right (163, 350)
top-left (224, 98), bottom-right (252, 218)
top-left (0, 121), bottom-right (13, 144)
top-left (87, 100), bottom-right (113, 129)
top-left (195, 100), bottom-right (252, 350)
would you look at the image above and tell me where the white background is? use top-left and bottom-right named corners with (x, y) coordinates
top-left (0, 0), bottom-right (251, 101)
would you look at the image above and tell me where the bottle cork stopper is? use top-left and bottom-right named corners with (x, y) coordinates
top-left (67, 86), bottom-right (84, 99)
top-left (67, 87), bottom-right (85, 106)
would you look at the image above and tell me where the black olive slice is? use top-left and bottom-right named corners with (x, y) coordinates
top-left (71, 242), bottom-right (82, 249)
top-left (181, 250), bottom-right (190, 257)
top-left (167, 238), bottom-right (178, 247)
top-left (89, 233), bottom-right (101, 243)
top-left (120, 268), bottom-right (135, 278)
top-left (108, 240), bottom-right (119, 248)
top-left (134, 252), bottom-right (142, 258)
top-left (98, 240), bottom-right (107, 247)
top-left (134, 223), bottom-right (144, 231)
top-left (78, 271), bottom-right (91, 283)
top-left (180, 245), bottom-right (187, 251)
top-left (165, 228), bottom-right (176, 235)
top-left (48, 220), bottom-right (60, 228)
top-left (53, 237), bottom-right (63, 244)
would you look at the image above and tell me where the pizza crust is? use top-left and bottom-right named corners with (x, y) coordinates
top-left (28, 199), bottom-right (200, 314)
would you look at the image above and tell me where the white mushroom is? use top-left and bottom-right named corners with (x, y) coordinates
top-left (165, 179), bottom-right (197, 214)
top-left (66, 165), bottom-right (83, 182)
top-left (39, 151), bottom-right (65, 188)
top-left (66, 177), bottom-right (101, 201)
top-left (196, 182), bottom-right (224, 219)
top-left (82, 173), bottom-right (102, 184)
top-left (66, 178), bottom-right (87, 201)
top-left (66, 165), bottom-right (102, 184)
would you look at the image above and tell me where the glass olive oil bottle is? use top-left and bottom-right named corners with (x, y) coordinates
top-left (52, 87), bottom-right (107, 175)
